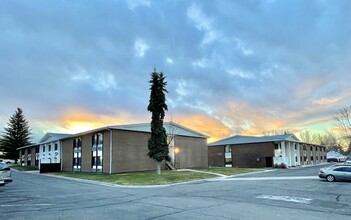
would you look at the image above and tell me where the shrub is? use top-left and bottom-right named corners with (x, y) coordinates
top-left (274, 163), bottom-right (287, 169)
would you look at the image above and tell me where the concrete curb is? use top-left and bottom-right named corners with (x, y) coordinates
top-left (176, 169), bottom-right (227, 177)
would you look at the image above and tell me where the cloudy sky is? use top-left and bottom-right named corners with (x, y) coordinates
top-left (1, 0), bottom-right (351, 143)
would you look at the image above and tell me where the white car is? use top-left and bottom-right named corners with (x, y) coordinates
top-left (0, 162), bottom-right (12, 185)
top-left (0, 159), bottom-right (15, 164)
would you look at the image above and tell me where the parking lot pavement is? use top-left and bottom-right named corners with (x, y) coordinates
top-left (1, 165), bottom-right (350, 220)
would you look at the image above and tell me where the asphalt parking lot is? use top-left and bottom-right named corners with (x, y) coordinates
top-left (1, 164), bottom-right (350, 220)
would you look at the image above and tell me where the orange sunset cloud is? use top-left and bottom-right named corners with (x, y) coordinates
top-left (58, 108), bottom-right (147, 134)
top-left (167, 114), bottom-right (232, 143)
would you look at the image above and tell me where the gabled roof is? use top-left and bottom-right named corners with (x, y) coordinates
top-left (60, 122), bottom-right (209, 140)
top-left (16, 143), bottom-right (40, 150)
top-left (39, 133), bottom-right (72, 144)
top-left (17, 133), bottom-right (72, 150)
top-left (208, 134), bottom-right (302, 146)
top-left (17, 122), bottom-right (208, 150)
top-left (109, 122), bottom-right (209, 138)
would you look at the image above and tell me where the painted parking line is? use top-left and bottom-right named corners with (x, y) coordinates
top-left (257, 195), bottom-right (312, 204)
top-left (219, 176), bottom-right (319, 181)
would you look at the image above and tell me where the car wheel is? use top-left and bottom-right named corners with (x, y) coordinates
top-left (326, 175), bottom-right (335, 182)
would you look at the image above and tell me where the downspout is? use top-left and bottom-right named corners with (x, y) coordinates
top-left (60, 140), bottom-right (63, 171)
top-left (107, 129), bottom-right (113, 174)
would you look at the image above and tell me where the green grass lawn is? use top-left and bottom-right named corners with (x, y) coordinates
top-left (195, 167), bottom-right (266, 176)
top-left (10, 164), bottom-right (39, 171)
top-left (52, 170), bottom-right (217, 185)
top-left (51, 167), bottom-right (265, 185)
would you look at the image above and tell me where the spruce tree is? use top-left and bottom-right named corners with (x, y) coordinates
top-left (0, 108), bottom-right (32, 161)
top-left (147, 70), bottom-right (168, 175)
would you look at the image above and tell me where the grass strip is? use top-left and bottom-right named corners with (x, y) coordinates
top-left (194, 167), bottom-right (265, 176)
top-left (10, 164), bottom-right (39, 171)
top-left (52, 170), bottom-right (216, 185)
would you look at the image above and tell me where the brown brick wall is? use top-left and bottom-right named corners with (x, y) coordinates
top-left (19, 148), bottom-right (36, 166)
top-left (102, 130), bottom-right (111, 173)
top-left (232, 142), bottom-right (275, 168)
top-left (62, 139), bottom-right (73, 172)
top-left (111, 130), bottom-right (155, 173)
top-left (80, 134), bottom-right (92, 172)
top-left (29, 148), bottom-right (36, 166)
top-left (61, 131), bottom-right (111, 173)
top-left (174, 136), bottom-right (208, 169)
top-left (208, 146), bottom-right (225, 167)
top-left (299, 144), bottom-right (326, 165)
top-left (61, 129), bottom-right (208, 173)
top-left (208, 142), bottom-right (275, 168)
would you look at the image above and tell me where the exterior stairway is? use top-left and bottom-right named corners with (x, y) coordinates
top-left (165, 160), bottom-right (176, 170)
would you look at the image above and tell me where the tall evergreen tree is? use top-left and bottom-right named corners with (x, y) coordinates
top-left (147, 70), bottom-right (168, 175)
top-left (0, 108), bottom-right (32, 161)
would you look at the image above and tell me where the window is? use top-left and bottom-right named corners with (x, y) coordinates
top-left (274, 144), bottom-right (279, 150)
top-left (92, 133), bottom-right (103, 172)
top-left (48, 145), bottom-right (51, 151)
top-left (310, 146), bottom-right (313, 151)
top-left (43, 145), bottom-right (46, 152)
top-left (27, 148), bottom-right (31, 154)
top-left (311, 156), bottom-right (314, 161)
top-left (73, 138), bottom-right (82, 171)
top-left (35, 146), bottom-right (39, 166)
top-left (224, 145), bottom-right (232, 167)
top-left (54, 143), bottom-right (58, 151)
top-left (334, 167), bottom-right (344, 172)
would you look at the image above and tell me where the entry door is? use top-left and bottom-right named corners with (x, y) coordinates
top-left (266, 157), bottom-right (273, 167)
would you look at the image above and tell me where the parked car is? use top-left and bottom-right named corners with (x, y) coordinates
top-left (0, 159), bottom-right (15, 164)
top-left (319, 166), bottom-right (351, 182)
top-left (320, 163), bottom-right (351, 171)
top-left (0, 162), bottom-right (13, 184)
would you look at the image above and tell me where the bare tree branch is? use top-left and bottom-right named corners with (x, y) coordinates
top-left (335, 105), bottom-right (351, 139)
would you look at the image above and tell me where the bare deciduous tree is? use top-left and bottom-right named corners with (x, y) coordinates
top-left (299, 129), bottom-right (343, 152)
top-left (315, 130), bottom-right (340, 152)
top-left (299, 130), bottom-right (315, 144)
top-left (335, 105), bottom-right (351, 139)
top-left (262, 129), bottom-right (291, 136)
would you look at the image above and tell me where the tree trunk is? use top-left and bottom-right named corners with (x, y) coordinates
top-left (156, 161), bottom-right (161, 175)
